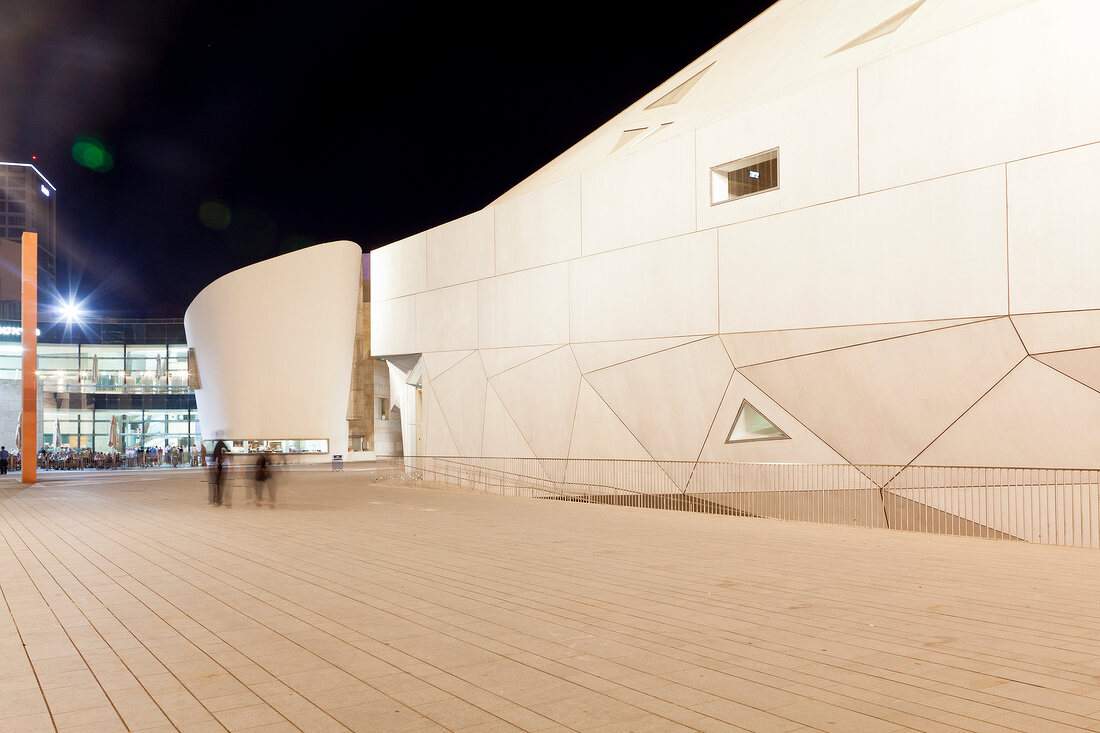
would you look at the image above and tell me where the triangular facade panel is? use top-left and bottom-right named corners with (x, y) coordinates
top-left (431, 352), bottom-right (488, 458)
top-left (721, 317), bottom-right (993, 368)
top-left (914, 357), bottom-right (1100, 470)
top-left (480, 345), bottom-right (561, 378)
top-left (422, 350), bottom-right (473, 381)
top-left (489, 346), bottom-right (582, 465)
top-left (740, 319), bottom-right (1024, 465)
top-left (1033, 347), bottom-right (1100, 394)
top-left (585, 337), bottom-right (733, 462)
top-left (424, 389), bottom-right (459, 458)
top-left (572, 336), bottom-right (707, 374)
top-left (481, 385), bottom-right (541, 463)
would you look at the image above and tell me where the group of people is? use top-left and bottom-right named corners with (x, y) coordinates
top-left (123, 445), bottom-right (204, 467)
top-left (32, 445), bottom-right (206, 470)
top-left (207, 440), bottom-right (280, 509)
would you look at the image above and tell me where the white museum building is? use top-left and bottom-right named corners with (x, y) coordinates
top-left (190, 0), bottom-right (1100, 543)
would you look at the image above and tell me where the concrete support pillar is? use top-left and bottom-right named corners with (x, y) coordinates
top-left (22, 232), bottom-right (36, 485)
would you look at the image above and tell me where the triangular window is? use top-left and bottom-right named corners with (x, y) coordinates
top-left (725, 400), bottom-right (790, 443)
top-left (645, 62), bottom-right (714, 110)
top-left (829, 0), bottom-right (925, 56)
top-left (611, 127), bottom-right (649, 153)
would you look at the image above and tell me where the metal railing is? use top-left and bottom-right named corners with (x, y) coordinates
top-left (382, 456), bottom-right (1100, 549)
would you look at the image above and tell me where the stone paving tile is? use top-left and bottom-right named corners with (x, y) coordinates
top-left (2, 466), bottom-right (1100, 731)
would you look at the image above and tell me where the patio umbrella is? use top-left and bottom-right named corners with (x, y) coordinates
top-left (108, 415), bottom-right (118, 451)
top-left (91, 354), bottom-right (99, 384)
top-left (155, 354), bottom-right (163, 384)
top-left (52, 417), bottom-right (60, 449)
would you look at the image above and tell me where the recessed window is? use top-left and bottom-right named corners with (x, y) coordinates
top-left (725, 400), bottom-right (790, 443)
top-left (829, 0), bottom-right (925, 56)
top-left (611, 127), bottom-right (649, 153)
top-left (710, 149), bottom-right (778, 205)
top-left (378, 397), bottom-right (389, 420)
top-left (645, 62), bottom-right (714, 110)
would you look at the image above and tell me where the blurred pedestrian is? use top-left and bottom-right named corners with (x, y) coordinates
top-left (0, 445), bottom-right (9, 475)
top-left (212, 439), bottom-right (230, 506)
top-left (253, 453), bottom-right (275, 508)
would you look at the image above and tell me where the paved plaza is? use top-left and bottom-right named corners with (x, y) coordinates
top-left (0, 466), bottom-right (1099, 732)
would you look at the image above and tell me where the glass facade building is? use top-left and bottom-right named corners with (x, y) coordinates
top-left (0, 161), bottom-right (56, 283)
top-left (0, 318), bottom-right (199, 453)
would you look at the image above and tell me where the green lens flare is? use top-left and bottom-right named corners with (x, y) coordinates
top-left (71, 137), bottom-right (113, 172)
top-left (198, 200), bottom-right (231, 230)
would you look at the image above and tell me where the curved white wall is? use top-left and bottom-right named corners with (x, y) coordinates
top-left (185, 241), bottom-right (362, 454)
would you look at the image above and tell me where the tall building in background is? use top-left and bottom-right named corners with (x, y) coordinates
top-left (0, 162), bottom-right (56, 291)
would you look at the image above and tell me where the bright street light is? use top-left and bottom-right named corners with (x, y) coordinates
top-left (58, 299), bottom-right (83, 323)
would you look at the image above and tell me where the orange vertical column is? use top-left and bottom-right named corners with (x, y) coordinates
top-left (22, 232), bottom-right (37, 485)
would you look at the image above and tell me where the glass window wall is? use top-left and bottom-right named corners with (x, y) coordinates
top-left (81, 344), bottom-right (126, 387)
top-left (41, 407), bottom-right (199, 452)
top-left (203, 439), bottom-right (329, 455)
top-left (125, 344), bottom-right (170, 388)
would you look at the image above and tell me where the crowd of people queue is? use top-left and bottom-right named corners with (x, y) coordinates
top-left (25, 444), bottom-right (207, 470)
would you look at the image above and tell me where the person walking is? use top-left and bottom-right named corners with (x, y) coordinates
top-left (212, 439), bottom-right (230, 506)
top-left (0, 445), bottom-right (9, 475)
top-left (253, 453), bottom-right (275, 508)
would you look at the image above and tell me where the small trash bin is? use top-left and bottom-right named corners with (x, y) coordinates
top-left (331, 454), bottom-right (343, 471)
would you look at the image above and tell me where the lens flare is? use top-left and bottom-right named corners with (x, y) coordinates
top-left (72, 137), bottom-right (114, 172)
top-left (198, 200), bottom-right (231, 230)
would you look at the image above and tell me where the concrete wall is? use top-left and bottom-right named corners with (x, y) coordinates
top-left (185, 241), bottom-right (362, 455)
top-left (370, 0), bottom-right (1100, 501)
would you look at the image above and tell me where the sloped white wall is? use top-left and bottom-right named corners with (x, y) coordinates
top-left (368, 0), bottom-right (1100, 479)
top-left (185, 241), bottom-right (362, 455)
top-left (859, 0), bottom-right (1100, 192)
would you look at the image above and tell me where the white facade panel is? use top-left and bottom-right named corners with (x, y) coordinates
top-left (571, 230), bottom-right (719, 343)
top-left (478, 262), bottom-right (569, 349)
top-left (859, 0), bottom-right (1100, 192)
top-left (718, 166), bottom-right (1008, 333)
top-left (581, 133), bottom-right (695, 256)
top-left (425, 208), bottom-right (495, 290)
top-left (367, 0), bottom-right (1100, 477)
top-left (185, 241), bottom-right (361, 454)
top-left (369, 233), bottom-right (425, 302)
top-left (370, 295), bottom-right (416, 356)
top-left (695, 72), bottom-right (858, 231)
top-left (1008, 143), bottom-right (1100, 315)
top-left (415, 282), bottom-right (479, 353)
top-left (494, 175), bottom-right (581, 275)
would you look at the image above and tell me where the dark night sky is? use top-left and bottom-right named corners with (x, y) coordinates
top-left (1, 1), bottom-right (772, 317)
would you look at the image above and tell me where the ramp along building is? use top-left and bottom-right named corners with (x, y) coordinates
top-left (363, 0), bottom-right (1100, 545)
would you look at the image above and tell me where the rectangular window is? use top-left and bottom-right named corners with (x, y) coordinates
top-left (379, 397), bottom-right (388, 420)
top-left (710, 148), bottom-right (779, 205)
